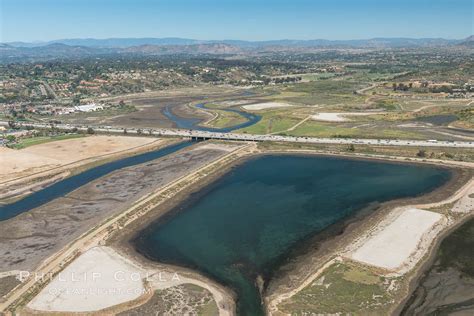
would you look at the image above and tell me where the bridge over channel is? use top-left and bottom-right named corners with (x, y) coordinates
top-left (3, 121), bottom-right (474, 149)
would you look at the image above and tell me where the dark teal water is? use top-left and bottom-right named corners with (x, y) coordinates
top-left (134, 155), bottom-right (451, 315)
top-left (0, 141), bottom-right (192, 221)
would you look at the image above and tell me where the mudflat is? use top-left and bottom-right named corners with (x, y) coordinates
top-left (0, 143), bottom-right (234, 274)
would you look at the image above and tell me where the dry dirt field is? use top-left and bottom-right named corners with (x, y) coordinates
top-left (0, 135), bottom-right (159, 183)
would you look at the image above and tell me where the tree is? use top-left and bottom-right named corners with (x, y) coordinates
top-left (7, 120), bottom-right (17, 129)
top-left (416, 149), bottom-right (426, 158)
top-left (348, 144), bottom-right (355, 152)
top-left (73, 95), bottom-right (81, 105)
top-left (86, 127), bottom-right (95, 134)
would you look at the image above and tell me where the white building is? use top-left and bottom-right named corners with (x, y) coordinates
top-left (73, 103), bottom-right (103, 112)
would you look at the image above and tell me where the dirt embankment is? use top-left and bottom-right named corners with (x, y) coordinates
top-left (0, 135), bottom-right (165, 202)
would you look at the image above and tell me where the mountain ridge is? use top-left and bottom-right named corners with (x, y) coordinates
top-left (4, 36), bottom-right (471, 48)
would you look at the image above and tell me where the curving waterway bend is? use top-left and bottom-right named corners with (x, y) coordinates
top-left (133, 155), bottom-right (451, 315)
top-left (163, 103), bottom-right (261, 132)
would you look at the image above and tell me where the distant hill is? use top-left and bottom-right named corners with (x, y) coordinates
top-left (122, 43), bottom-right (242, 55)
top-left (4, 37), bottom-right (465, 49)
top-left (457, 35), bottom-right (474, 47)
top-left (0, 43), bottom-right (109, 60)
top-left (1, 37), bottom-right (471, 62)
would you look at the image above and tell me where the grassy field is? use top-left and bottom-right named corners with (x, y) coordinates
top-left (204, 108), bottom-right (248, 128)
top-left (11, 134), bottom-right (85, 149)
top-left (285, 121), bottom-right (423, 139)
top-left (282, 79), bottom-right (367, 105)
top-left (259, 79), bottom-right (367, 107)
top-left (278, 262), bottom-right (394, 315)
top-left (238, 108), bottom-right (302, 134)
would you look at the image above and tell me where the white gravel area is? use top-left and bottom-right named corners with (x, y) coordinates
top-left (347, 207), bottom-right (447, 274)
top-left (28, 246), bottom-right (146, 312)
top-left (311, 112), bottom-right (383, 122)
top-left (242, 102), bottom-right (294, 110)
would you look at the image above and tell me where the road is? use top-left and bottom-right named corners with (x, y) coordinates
top-left (3, 121), bottom-right (473, 148)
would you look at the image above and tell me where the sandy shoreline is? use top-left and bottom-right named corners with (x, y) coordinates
top-left (110, 146), bottom-right (472, 315)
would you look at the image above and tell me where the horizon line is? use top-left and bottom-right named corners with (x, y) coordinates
top-left (3, 35), bottom-right (472, 44)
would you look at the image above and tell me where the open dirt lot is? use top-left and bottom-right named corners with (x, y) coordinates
top-left (347, 207), bottom-right (446, 274)
top-left (0, 143), bottom-right (236, 274)
top-left (0, 135), bottom-right (159, 183)
top-left (27, 246), bottom-right (145, 312)
top-left (242, 102), bottom-right (294, 111)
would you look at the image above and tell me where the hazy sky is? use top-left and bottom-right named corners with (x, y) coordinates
top-left (1, 0), bottom-right (472, 42)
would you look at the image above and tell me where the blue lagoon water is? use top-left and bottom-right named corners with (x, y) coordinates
top-left (134, 155), bottom-right (451, 315)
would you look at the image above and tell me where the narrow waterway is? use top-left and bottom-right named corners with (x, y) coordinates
top-left (133, 155), bottom-right (451, 315)
top-left (0, 141), bottom-right (193, 221)
top-left (163, 103), bottom-right (261, 132)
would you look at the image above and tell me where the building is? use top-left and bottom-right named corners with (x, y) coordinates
top-left (73, 103), bottom-right (104, 112)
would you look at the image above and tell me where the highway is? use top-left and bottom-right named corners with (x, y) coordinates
top-left (2, 121), bottom-right (474, 148)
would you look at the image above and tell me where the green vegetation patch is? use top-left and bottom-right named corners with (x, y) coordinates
top-left (454, 108), bottom-right (474, 129)
top-left (204, 109), bottom-right (248, 129)
top-left (278, 262), bottom-right (393, 315)
top-left (286, 121), bottom-right (422, 140)
top-left (374, 99), bottom-right (401, 111)
top-left (437, 217), bottom-right (474, 277)
top-left (238, 109), bottom-right (301, 134)
top-left (10, 134), bottom-right (85, 149)
top-left (268, 79), bottom-right (367, 105)
top-left (118, 284), bottom-right (218, 316)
